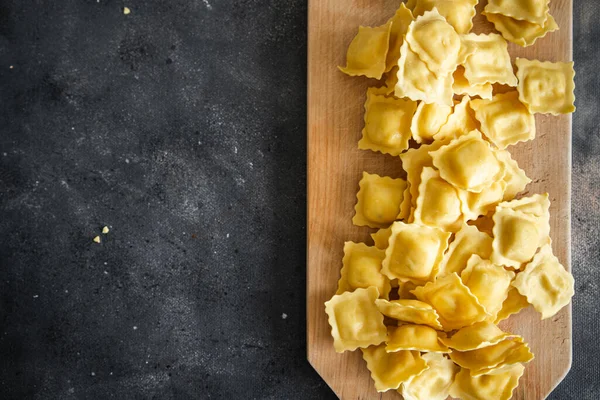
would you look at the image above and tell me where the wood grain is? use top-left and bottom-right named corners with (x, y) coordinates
top-left (307, 0), bottom-right (573, 399)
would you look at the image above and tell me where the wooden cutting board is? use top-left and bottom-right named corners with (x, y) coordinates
top-left (307, 1), bottom-right (573, 399)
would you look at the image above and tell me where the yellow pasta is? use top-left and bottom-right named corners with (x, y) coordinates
top-left (385, 3), bottom-right (414, 72)
top-left (453, 66), bottom-right (494, 99)
top-left (495, 149), bottom-right (531, 200)
top-left (411, 0), bottom-right (479, 34)
top-left (450, 364), bottom-right (525, 400)
top-left (370, 226), bottom-right (392, 250)
top-left (413, 167), bottom-right (463, 232)
top-left (362, 345), bottom-right (428, 392)
top-left (339, 22), bottom-right (392, 79)
top-left (375, 298), bottom-right (443, 329)
top-left (485, 11), bottom-right (558, 47)
top-left (353, 172), bottom-right (408, 228)
top-left (471, 91), bottom-right (536, 149)
top-left (336, 242), bottom-right (391, 299)
top-left (386, 324), bottom-right (450, 353)
top-left (440, 321), bottom-right (518, 351)
top-left (433, 96), bottom-right (479, 143)
top-left (484, 0), bottom-right (550, 26)
top-left (400, 140), bottom-right (445, 208)
top-left (400, 352), bottom-right (459, 400)
top-left (495, 286), bottom-right (530, 323)
top-left (324, 287), bottom-right (388, 352)
top-left (449, 337), bottom-right (534, 376)
top-left (410, 102), bottom-right (453, 144)
top-left (437, 223), bottom-right (493, 278)
top-left (461, 33), bottom-right (518, 86)
top-left (359, 87), bottom-right (417, 156)
top-left (515, 58), bottom-right (576, 115)
top-left (458, 180), bottom-right (506, 221)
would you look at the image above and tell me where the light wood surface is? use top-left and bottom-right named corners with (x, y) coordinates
top-left (307, 1), bottom-right (573, 399)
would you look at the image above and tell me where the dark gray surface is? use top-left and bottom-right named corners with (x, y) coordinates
top-left (0, 0), bottom-right (597, 399)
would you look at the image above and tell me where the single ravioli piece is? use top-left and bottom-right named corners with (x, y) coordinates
top-left (433, 96), bottom-right (479, 143)
top-left (516, 58), bottom-right (576, 115)
top-left (412, 0), bottom-right (479, 34)
top-left (449, 337), bottom-right (533, 376)
top-left (450, 364), bottom-right (525, 400)
top-left (385, 3), bottom-right (414, 72)
top-left (337, 242), bottom-right (391, 299)
top-left (410, 102), bottom-right (453, 143)
top-left (371, 226), bottom-right (393, 250)
top-left (412, 273), bottom-right (489, 331)
top-left (461, 33), bottom-right (518, 86)
top-left (375, 299), bottom-right (443, 329)
top-left (437, 224), bottom-right (493, 278)
top-left (430, 130), bottom-right (504, 193)
top-left (491, 208), bottom-right (545, 268)
top-left (405, 9), bottom-right (461, 77)
top-left (458, 180), bottom-right (506, 221)
top-left (353, 172), bottom-right (408, 228)
top-left (339, 22), bottom-right (392, 79)
top-left (497, 193), bottom-right (550, 219)
top-left (471, 91), bottom-right (536, 149)
top-left (495, 286), bottom-right (530, 323)
top-left (453, 66), bottom-right (494, 99)
top-left (359, 87), bottom-right (417, 156)
top-left (386, 324), bottom-right (450, 353)
top-left (413, 167), bottom-right (463, 232)
top-left (362, 346), bottom-right (428, 392)
top-left (484, 11), bottom-right (558, 47)
top-left (461, 255), bottom-right (515, 319)
top-left (440, 321), bottom-right (518, 351)
top-left (484, 0), bottom-right (550, 26)
top-left (512, 243), bottom-right (574, 319)
top-left (324, 287), bottom-right (387, 352)
top-left (400, 352), bottom-right (459, 400)
top-left (382, 221), bottom-right (451, 283)
top-left (400, 140), bottom-right (445, 208)
top-left (495, 150), bottom-right (531, 200)
top-left (395, 40), bottom-right (454, 106)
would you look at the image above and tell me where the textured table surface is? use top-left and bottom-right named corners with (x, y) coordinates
top-left (0, 1), bottom-right (598, 399)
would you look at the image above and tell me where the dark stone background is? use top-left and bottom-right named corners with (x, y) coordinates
top-left (0, 0), bottom-right (597, 399)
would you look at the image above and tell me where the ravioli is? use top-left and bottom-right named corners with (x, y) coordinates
top-left (437, 224), bottom-right (493, 278)
top-left (324, 287), bottom-right (388, 352)
top-left (397, 184), bottom-right (413, 220)
top-left (410, 102), bottom-right (452, 143)
top-left (375, 299), bottom-right (443, 329)
top-left (515, 58), bottom-right (576, 115)
top-left (411, 0), bottom-right (479, 34)
top-left (353, 172), bottom-right (408, 228)
top-left (495, 149), bottom-right (531, 200)
top-left (471, 91), bottom-right (536, 149)
top-left (484, 11), bottom-right (558, 47)
top-left (495, 286), bottom-right (530, 323)
top-left (412, 273), bottom-right (489, 331)
top-left (386, 324), bottom-right (450, 353)
top-left (400, 140), bottom-right (445, 208)
top-left (461, 255), bottom-right (515, 319)
top-left (453, 66), bottom-right (494, 99)
top-left (512, 244), bottom-right (575, 319)
top-left (449, 337), bottom-right (534, 376)
top-left (359, 87), bottom-right (417, 156)
top-left (413, 167), bottom-right (463, 232)
top-left (440, 321), bottom-right (518, 351)
top-left (461, 33), bottom-right (518, 86)
top-left (384, 3), bottom-right (414, 72)
top-left (400, 352), bottom-right (458, 400)
top-left (382, 221), bottom-right (451, 283)
top-left (397, 281), bottom-right (419, 300)
top-left (337, 242), bottom-right (391, 299)
top-left (371, 226), bottom-right (392, 250)
top-left (339, 22), bottom-right (392, 79)
top-left (362, 346), bottom-right (428, 392)
top-left (450, 364), bottom-right (525, 400)
top-left (433, 96), bottom-right (479, 143)
top-left (458, 180), bottom-right (506, 221)
top-left (484, 0), bottom-right (550, 26)
top-left (430, 130), bottom-right (504, 193)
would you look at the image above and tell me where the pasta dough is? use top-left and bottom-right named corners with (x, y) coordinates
top-left (461, 33), bottom-right (518, 86)
top-left (414, 167), bottom-right (463, 231)
top-left (337, 242), bottom-right (391, 299)
top-left (353, 172), bottom-right (408, 228)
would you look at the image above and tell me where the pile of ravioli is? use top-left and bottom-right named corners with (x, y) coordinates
top-left (325, 1), bottom-right (576, 399)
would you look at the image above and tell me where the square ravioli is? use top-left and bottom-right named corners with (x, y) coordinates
top-left (324, 287), bottom-right (387, 352)
top-left (371, 226), bottom-right (393, 250)
top-left (512, 244), bottom-right (575, 319)
top-left (437, 224), bottom-right (493, 278)
top-left (430, 130), bottom-right (504, 193)
top-left (362, 346), bottom-right (428, 392)
top-left (410, 101), bottom-right (452, 144)
top-left (495, 149), bottom-right (531, 200)
top-left (461, 255), bottom-right (515, 320)
top-left (453, 67), bottom-right (494, 99)
top-left (395, 40), bottom-right (454, 105)
top-left (384, 3), bottom-right (414, 72)
top-left (413, 167), bottom-right (463, 232)
top-left (484, 0), bottom-right (550, 26)
top-left (412, 273), bottom-right (489, 331)
top-left (516, 58), bottom-right (576, 115)
top-left (338, 22), bottom-right (392, 79)
top-left (400, 352), bottom-right (458, 400)
top-left (461, 33), bottom-right (518, 86)
top-left (433, 96), bottom-right (479, 143)
top-left (381, 221), bottom-right (451, 283)
top-left (484, 11), bottom-right (558, 47)
top-left (359, 87), bottom-right (417, 156)
top-left (353, 172), bottom-right (408, 228)
top-left (375, 299), bottom-right (443, 329)
top-left (386, 324), bottom-right (450, 353)
top-left (405, 9), bottom-right (461, 77)
top-left (458, 180), bottom-right (506, 221)
top-left (411, 0), bottom-right (478, 34)
top-left (449, 337), bottom-right (534, 376)
top-left (450, 364), bottom-right (525, 400)
top-left (471, 91), bottom-right (536, 149)
top-left (439, 321), bottom-right (518, 351)
top-left (400, 140), bottom-right (445, 208)
top-left (337, 242), bottom-right (391, 298)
